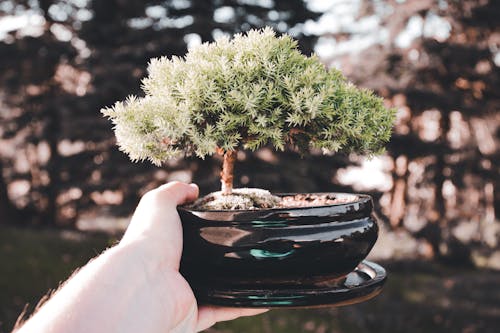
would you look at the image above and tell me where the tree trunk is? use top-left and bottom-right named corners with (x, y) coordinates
top-left (434, 112), bottom-right (451, 222)
top-left (220, 150), bottom-right (237, 195)
top-left (0, 160), bottom-right (12, 223)
top-left (41, 81), bottom-right (61, 226)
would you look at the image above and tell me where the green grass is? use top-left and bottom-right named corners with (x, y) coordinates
top-left (1, 226), bottom-right (499, 333)
top-left (0, 226), bottom-right (114, 332)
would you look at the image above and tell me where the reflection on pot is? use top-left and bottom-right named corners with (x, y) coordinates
top-left (179, 193), bottom-right (378, 287)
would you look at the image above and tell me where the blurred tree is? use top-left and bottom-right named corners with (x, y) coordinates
top-left (0, 33), bottom-right (78, 226)
top-left (0, 0), bottom-right (319, 226)
top-left (324, 0), bottom-right (499, 262)
top-left (0, 0), bottom-right (497, 266)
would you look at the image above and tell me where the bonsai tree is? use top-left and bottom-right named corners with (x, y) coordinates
top-left (102, 27), bottom-right (395, 209)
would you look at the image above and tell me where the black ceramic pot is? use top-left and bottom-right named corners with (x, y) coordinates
top-left (178, 193), bottom-right (384, 307)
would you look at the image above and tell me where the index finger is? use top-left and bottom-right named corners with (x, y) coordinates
top-left (196, 306), bottom-right (269, 332)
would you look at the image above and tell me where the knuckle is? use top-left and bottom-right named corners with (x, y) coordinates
top-left (158, 181), bottom-right (184, 192)
top-left (141, 181), bottom-right (187, 205)
top-left (141, 188), bottom-right (165, 203)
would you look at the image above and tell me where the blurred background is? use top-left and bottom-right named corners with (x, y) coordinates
top-left (0, 0), bottom-right (498, 332)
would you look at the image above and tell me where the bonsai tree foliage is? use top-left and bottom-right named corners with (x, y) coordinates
top-left (102, 27), bottom-right (395, 198)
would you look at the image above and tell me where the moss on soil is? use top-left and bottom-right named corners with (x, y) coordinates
top-left (190, 188), bottom-right (281, 210)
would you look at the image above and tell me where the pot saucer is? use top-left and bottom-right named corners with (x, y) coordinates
top-left (192, 260), bottom-right (387, 308)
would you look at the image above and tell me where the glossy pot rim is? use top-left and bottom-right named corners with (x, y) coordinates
top-left (178, 192), bottom-right (373, 222)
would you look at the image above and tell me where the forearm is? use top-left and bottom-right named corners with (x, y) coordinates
top-left (16, 241), bottom-right (184, 333)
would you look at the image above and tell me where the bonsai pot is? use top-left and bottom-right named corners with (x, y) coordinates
top-left (178, 192), bottom-right (386, 308)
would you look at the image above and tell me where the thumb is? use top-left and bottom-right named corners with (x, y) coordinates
top-left (154, 181), bottom-right (199, 206)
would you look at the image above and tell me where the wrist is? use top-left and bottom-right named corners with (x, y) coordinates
top-left (116, 238), bottom-right (172, 279)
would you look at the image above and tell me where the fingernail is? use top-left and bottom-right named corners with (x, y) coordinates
top-left (189, 183), bottom-right (199, 192)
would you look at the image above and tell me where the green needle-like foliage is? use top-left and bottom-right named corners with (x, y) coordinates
top-left (102, 27), bottom-right (395, 166)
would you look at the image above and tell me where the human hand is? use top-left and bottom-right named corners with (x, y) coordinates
top-left (120, 181), bottom-right (267, 332)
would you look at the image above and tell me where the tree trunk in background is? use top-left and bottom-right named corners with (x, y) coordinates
top-left (189, 1), bottom-right (215, 42)
top-left (390, 155), bottom-right (408, 228)
top-left (0, 160), bottom-right (12, 223)
top-left (434, 112), bottom-right (451, 220)
top-left (41, 82), bottom-right (61, 227)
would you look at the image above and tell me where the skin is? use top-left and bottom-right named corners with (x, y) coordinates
top-left (15, 181), bottom-right (267, 333)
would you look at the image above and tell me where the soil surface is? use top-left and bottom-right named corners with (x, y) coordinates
top-left (190, 188), bottom-right (358, 210)
top-left (278, 193), bottom-right (358, 208)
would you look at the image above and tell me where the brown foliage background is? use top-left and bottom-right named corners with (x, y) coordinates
top-left (0, 0), bottom-right (498, 264)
